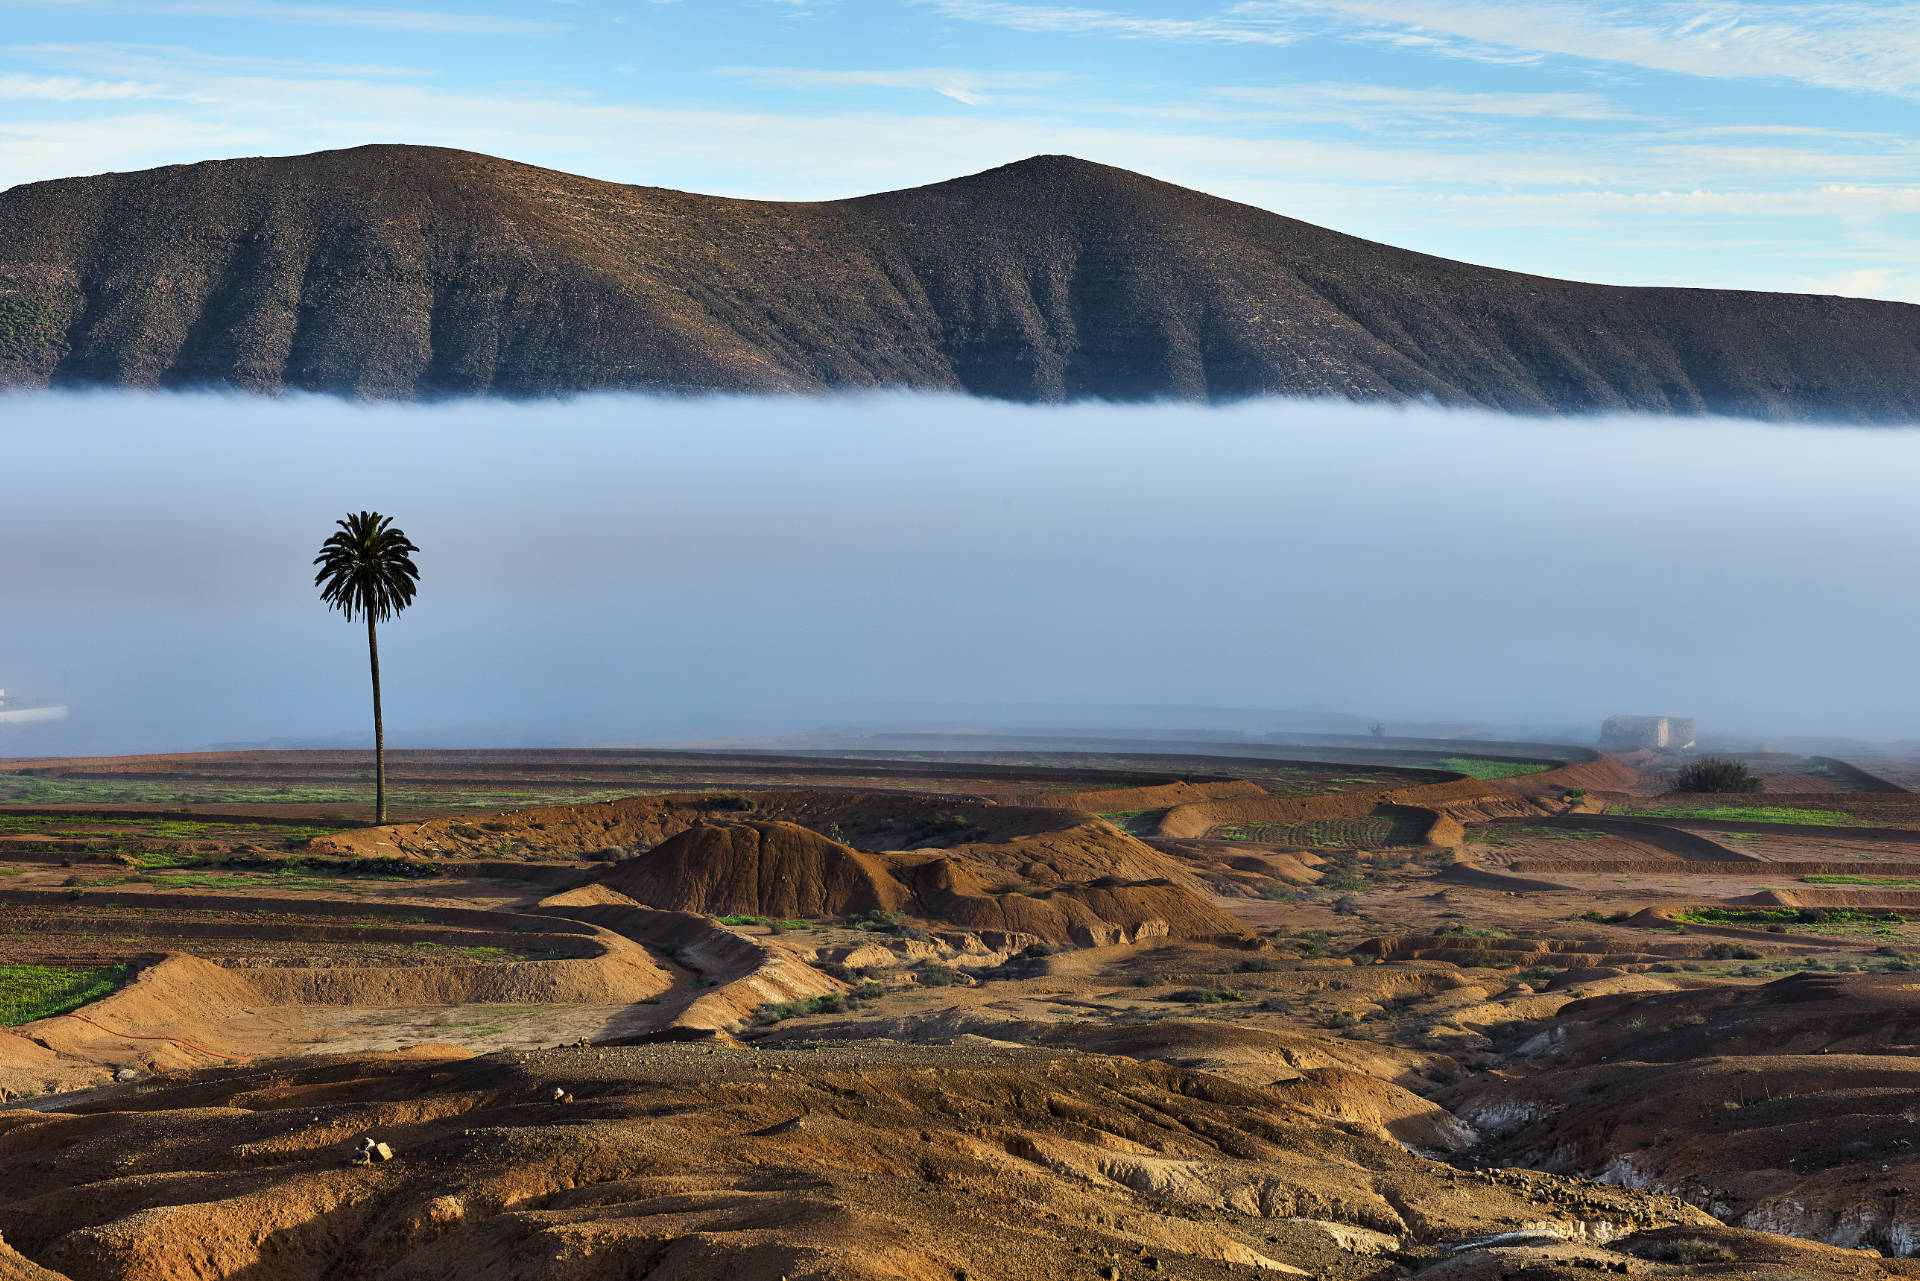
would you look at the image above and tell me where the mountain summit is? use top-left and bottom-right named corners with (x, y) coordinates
top-left (2, 145), bottom-right (1916, 417)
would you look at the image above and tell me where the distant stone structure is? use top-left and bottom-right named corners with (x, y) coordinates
top-left (1599, 715), bottom-right (1696, 753)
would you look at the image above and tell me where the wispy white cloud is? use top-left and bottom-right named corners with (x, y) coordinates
top-left (10, 1), bottom-right (565, 36)
top-left (1246, 0), bottom-right (1920, 99)
top-left (0, 73), bottom-right (160, 100)
top-left (713, 66), bottom-right (1064, 105)
top-left (935, 0), bottom-right (1920, 98)
top-left (9, 42), bottom-right (434, 79)
top-left (918, 0), bottom-right (1295, 45)
top-left (1214, 83), bottom-right (1628, 123)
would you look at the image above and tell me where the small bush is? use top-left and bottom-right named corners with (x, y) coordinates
top-left (1637, 1236), bottom-right (1736, 1265)
top-left (1705, 941), bottom-right (1763, 960)
top-left (1166, 986), bottom-right (1249, 1004)
top-left (849, 909), bottom-right (905, 931)
top-left (751, 979), bottom-right (884, 1025)
top-left (1233, 958), bottom-right (1284, 973)
top-left (1672, 758), bottom-right (1762, 794)
top-left (914, 964), bottom-right (966, 987)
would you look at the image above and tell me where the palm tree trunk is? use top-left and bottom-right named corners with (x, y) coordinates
top-left (366, 613), bottom-right (386, 824)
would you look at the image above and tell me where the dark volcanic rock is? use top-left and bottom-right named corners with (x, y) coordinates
top-left (3, 144), bottom-right (1919, 418)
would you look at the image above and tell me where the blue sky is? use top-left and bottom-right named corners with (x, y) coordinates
top-left (0, 0), bottom-right (1915, 299)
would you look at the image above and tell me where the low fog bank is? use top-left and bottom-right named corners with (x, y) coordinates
top-left (3, 389), bottom-right (1916, 758)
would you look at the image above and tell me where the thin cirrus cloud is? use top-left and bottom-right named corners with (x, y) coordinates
top-left (1211, 84), bottom-right (1629, 123)
top-left (0, 72), bottom-right (160, 100)
top-left (712, 66), bottom-right (1066, 105)
top-left (12, 0), bottom-right (567, 37)
top-left (1252, 0), bottom-right (1920, 98)
top-left (936, 0), bottom-right (1920, 99)
top-left (916, 0), bottom-right (1296, 45)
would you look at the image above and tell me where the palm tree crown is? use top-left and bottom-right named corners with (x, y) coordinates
top-left (314, 512), bottom-right (420, 622)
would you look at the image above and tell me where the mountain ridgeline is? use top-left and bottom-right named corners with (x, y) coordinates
top-left (2, 145), bottom-right (1918, 417)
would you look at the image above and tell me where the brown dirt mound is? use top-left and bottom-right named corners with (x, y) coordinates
top-left (900, 855), bottom-right (1239, 946)
top-left (581, 817), bottom-right (1239, 948)
top-left (0, 1040), bottom-right (1743, 1281)
top-left (596, 820), bottom-right (905, 919)
top-left (486, 794), bottom-right (1243, 948)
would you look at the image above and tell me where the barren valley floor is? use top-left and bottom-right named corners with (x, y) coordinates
top-left (0, 742), bottom-right (1917, 1278)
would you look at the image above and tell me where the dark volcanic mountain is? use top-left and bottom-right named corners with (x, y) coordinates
top-left (2, 144), bottom-right (1917, 417)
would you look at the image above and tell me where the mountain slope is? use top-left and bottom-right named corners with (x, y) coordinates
top-left (2, 144), bottom-right (1917, 417)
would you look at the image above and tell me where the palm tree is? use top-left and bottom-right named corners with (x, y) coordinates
top-left (314, 511), bottom-right (420, 824)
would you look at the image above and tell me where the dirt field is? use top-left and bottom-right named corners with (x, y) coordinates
top-left (5, 742), bottom-right (1920, 1278)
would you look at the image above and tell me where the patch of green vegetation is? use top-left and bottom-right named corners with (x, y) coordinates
top-left (1436, 924), bottom-right (1514, 939)
top-left (142, 864), bottom-right (408, 891)
top-left (1431, 758), bottom-right (1551, 780)
top-left (751, 980), bottom-right (885, 1025)
top-left (1803, 874), bottom-right (1920, 887)
top-left (1095, 809), bottom-right (1162, 836)
top-left (0, 963), bottom-right (128, 1026)
top-left (0, 295), bottom-right (71, 363)
top-left (716, 915), bottom-right (766, 927)
top-left (848, 909), bottom-right (906, 931)
top-left (1671, 757), bottom-right (1763, 794)
top-left (1635, 806), bottom-right (1871, 826)
top-left (1166, 986), bottom-right (1249, 1004)
top-left (1675, 906), bottom-right (1904, 927)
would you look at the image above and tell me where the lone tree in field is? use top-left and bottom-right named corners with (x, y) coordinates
top-left (314, 511), bottom-right (420, 823)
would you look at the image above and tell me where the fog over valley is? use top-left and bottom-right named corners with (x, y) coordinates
top-left (4, 390), bottom-right (1916, 756)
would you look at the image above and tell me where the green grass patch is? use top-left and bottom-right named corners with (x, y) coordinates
top-left (1803, 874), bottom-right (1920, 887)
top-left (1634, 806), bottom-right (1871, 826)
top-left (1431, 758), bottom-right (1551, 780)
top-left (1675, 906), bottom-right (1904, 927)
top-left (0, 964), bottom-right (129, 1026)
top-left (752, 980), bottom-right (885, 1025)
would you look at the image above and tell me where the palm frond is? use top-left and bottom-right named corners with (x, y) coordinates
top-left (313, 510), bottom-right (421, 622)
